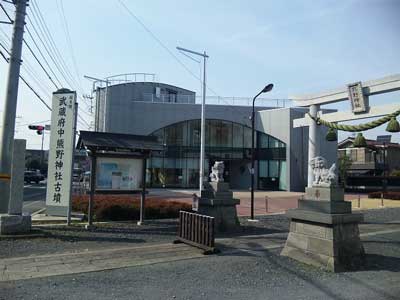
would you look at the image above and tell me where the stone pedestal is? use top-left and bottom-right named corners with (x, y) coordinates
top-left (281, 186), bottom-right (365, 272)
top-left (196, 182), bottom-right (240, 233)
top-left (0, 214), bottom-right (32, 235)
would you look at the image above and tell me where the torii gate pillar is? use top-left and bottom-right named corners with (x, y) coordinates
top-left (307, 104), bottom-right (319, 187)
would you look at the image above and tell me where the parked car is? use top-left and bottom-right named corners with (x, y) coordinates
top-left (24, 171), bottom-right (45, 184)
top-left (73, 168), bottom-right (84, 182)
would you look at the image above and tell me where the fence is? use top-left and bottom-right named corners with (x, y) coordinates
top-left (346, 176), bottom-right (400, 192)
top-left (174, 211), bottom-right (217, 254)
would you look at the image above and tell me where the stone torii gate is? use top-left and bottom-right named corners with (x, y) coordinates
top-left (291, 74), bottom-right (400, 187)
top-left (281, 74), bottom-right (400, 271)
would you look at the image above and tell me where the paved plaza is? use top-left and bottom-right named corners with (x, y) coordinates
top-left (1, 208), bottom-right (400, 299)
top-left (148, 189), bottom-right (400, 216)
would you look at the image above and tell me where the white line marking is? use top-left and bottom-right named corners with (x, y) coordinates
top-left (360, 228), bottom-right (400, 237)
top-left (24, 200), bottom-right (44, 208)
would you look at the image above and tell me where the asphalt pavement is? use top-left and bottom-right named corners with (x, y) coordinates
top-left (0, 208), bottom-right (399, 300)
top-left (22, 182), bottom-right (47, 215)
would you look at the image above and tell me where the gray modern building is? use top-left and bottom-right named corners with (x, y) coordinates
top-left (93, 75), bottom-right (336, 192)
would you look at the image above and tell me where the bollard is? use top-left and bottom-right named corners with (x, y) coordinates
top-left (265, 196), bottom-right (269, 213)
top-left (380, 192), bottom-right (384, 207)
top-left (357, 195), bottom-right (361, 208)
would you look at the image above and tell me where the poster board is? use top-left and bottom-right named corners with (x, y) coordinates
top-left (96, 157), bottom-right (143, 190)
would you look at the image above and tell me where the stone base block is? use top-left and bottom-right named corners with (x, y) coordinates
top-left (0, 214), bottom-right (32, 235)
top-left (205, 182), bottom-right (230, 192)
top-left (201, 190), bottom-right (233, 200)
top-left (198, 197), bottom-right (240, 206)
top-left (305, 186), bottom-right (344, 201)
top-left (281, 214), bottom-right (365, 272)
top-left (197, 202), bottom-right (240, 233)
top-left (298, 199), bottom-right (352, 214)
top-left (287, 209), bottom-right (363, 224)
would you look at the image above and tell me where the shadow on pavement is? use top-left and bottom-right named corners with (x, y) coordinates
top-left (359, 253), bottom-right (400, 272)
top-left (217, 240), bottom-right (399, 300)
top-left (216, 225), bottom-right (287, 238)
top-left (46, 233), bottom-right (146, 244)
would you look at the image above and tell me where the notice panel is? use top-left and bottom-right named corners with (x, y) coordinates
top-left (96, 157), bottom-right (143, 190)
top-left (46, 90), bottom-right (77, 216)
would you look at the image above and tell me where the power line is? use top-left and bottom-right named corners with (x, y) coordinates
top-left (30, 0), bottom-right (84, 94)
top-left (117, 0), bottom-right (205, 90)
top-left (0, 34), bottom-right (53, 99)
top-left (0, 2), bottom-right (13, 24)
top-left (24, 26), bottom-right (64, 87)
top-left (19, 74), bottom-right (52, 111)
top-left (2, 48), bottom-right (89, 129)
top-left (25, 15), bottom-right (72, 89)
top-left (26, 12), bottom-right (74, 90)
top-left (116, 0), bottom-right (256, 121)
top-left (23, 39), bottom-right (59, 89)
top-left (3, 9), bottom-right (92, 128)
top-left (56, 0), bottom-right (83, 91)
top-left (0, 49), bottom-right (52, 111)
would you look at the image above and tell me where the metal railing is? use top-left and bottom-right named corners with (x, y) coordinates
top-left (174, 211), bottom-right (217, 254)
top-left (135, 93), bottom-right (292, 108)
top-left (196, 96), bottom-right (292, 108)
top-left (141, 93), bottom-right (196, 103)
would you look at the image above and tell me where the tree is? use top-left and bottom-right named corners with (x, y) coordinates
top-left (338, 155), bottom-right (352, 187)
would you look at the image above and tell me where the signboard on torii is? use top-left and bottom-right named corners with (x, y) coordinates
top-left (291, 74), bottom-right (400, 187)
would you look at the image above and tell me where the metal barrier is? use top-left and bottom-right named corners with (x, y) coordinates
top-left (174, 211), bottom-right (218, 254)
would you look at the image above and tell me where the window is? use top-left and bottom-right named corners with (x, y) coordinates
top-left (259, 160), bottom-right (268, 178)
top-left (243, 126), bottom-right (253, 148)
top-left (268, 136), bottom-right (280, 148)
top-left (232, 123), bottom-right (243, 148)
top-left (188, 120), bottom-right (200, 147)
top-left (268, 160), bottom-right (279, 177)
top-left (150, 120), bottom-right (286, 189)
top-left (165, 122), bottom-right (185, 145)
top-left (258, 134), bottom-right (269, 148)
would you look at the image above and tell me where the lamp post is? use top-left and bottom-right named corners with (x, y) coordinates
top-left (250, 84), bottom-right (274, 220)
top-left (176, 46), bottom-right (209, 194)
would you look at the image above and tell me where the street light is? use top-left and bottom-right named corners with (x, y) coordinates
top-left (250, 83), bottom-right (274, 220)
top-left (176, 46), bottom-right (209, 194)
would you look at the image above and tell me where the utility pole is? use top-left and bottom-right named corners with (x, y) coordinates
top-left (0, 0), bottom-right (28, 213)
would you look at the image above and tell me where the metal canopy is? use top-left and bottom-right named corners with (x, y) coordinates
top-left (76, 131), bottom-right (164, 153)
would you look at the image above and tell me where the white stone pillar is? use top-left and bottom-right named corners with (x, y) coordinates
top-left (307, 104), bottom-right (319, 187)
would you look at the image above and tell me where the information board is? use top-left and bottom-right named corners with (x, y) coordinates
top-left (96, 157), bottom-right (143, 190)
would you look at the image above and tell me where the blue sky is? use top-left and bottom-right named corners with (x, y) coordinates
top-left (0, 0), bottom-right (399, 149)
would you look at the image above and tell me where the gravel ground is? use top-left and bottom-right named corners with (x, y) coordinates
top-left (0, 219), bottom-right (179, 259)
top-left (1, 208), bottom-right (399, 300)
top-left (1, 208), bottom-right (399, 259)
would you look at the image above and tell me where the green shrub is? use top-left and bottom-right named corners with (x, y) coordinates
top-left (390, 169), bottom-right (400, 177)
top-left (72, 194), bottom-right (191, 221)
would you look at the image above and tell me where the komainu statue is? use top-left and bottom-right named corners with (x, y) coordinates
top-left (309, 156), bottom-right (337, 187)
top-left (209, 161), bottom-right (224, 182)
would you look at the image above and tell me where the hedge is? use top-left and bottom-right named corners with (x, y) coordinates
top-left (72, 194), bottom-right (192, 221)
top-left (368, 191), bottom-right (400, 200)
